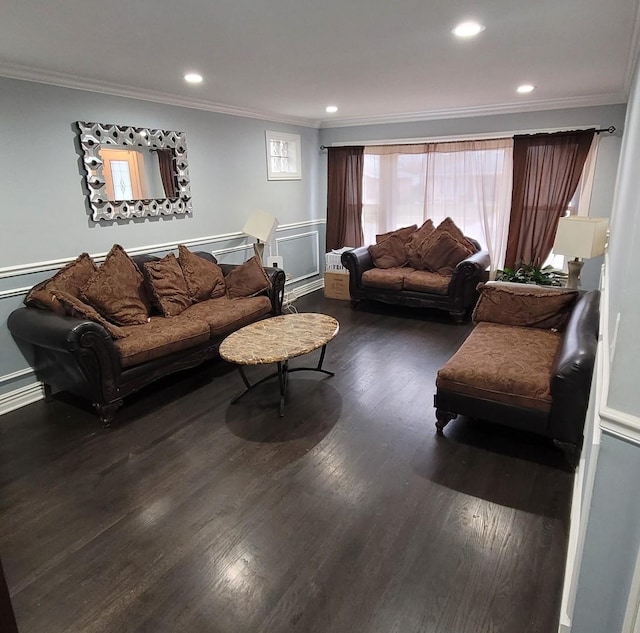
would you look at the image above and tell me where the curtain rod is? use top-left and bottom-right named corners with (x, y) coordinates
top-left (319, 126), bottom-right (616, 150)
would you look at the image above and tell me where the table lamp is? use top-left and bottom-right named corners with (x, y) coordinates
top-left (242, 211), bottom-right (279, 263)
top-left (552, 216), bottom-right (609, 289)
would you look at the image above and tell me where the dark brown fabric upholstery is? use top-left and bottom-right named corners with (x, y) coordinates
top-left (178, 244), bottom-right (226, 301)
top-left (56, 290), bottom-right (127, 339)
top-left (24, 253), bottom-right (97, 315)
top-left (82, 244), bottom-right (151, 326)
top-left (224, 256), bottom-right (272, 299)
top-left (472, 282), bottom-right (578, 330)
top-left (375, 224), bottom-right (417, 244)
top-left (436, 217), bottom-right (479, 253)
top-left (115, 316), bottom-right (210, 368)
top-left (406, 219), bottom-right (435, 268)
top-left (368, 234), bottom-right (409, 268)
top-left (419, 232), bottom-right (473, 274)
top-left (143, 253), bottom-right (193, 317)
top-left (436, 322), bottom-right (562, 412)
top-left (181, 295), bottom-right (272, 337)
top-left (361, 267), bottom-right (410, 290)
top-left (403, 270), bottom-right (450, 294)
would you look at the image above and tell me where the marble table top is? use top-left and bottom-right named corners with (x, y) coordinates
top-left (219, 313), bottom-right (339, 365)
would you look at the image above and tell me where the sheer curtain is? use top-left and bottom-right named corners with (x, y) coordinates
top-left (363, 139), bottom-right (513, 275)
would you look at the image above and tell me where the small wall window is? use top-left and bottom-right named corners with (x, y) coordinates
top-left (266, 131), bottom-right (301, 180)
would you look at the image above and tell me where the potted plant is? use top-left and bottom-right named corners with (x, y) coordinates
top-left (496, 263), bottom-right (567, 287)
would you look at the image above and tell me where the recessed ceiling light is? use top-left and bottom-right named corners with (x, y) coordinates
top-left (325, 105), bottom-right (338, 113)
top-left (184, 73), bottom-right (203, 84)
top-left (452, 21), bottom-right (485, 38)
top-left (517, 84), bottom-right (535, 94)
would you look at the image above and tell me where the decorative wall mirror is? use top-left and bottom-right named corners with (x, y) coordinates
top-left (76, 121), bottom-right (192, 221)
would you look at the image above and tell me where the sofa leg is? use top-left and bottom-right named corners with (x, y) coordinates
top-left (43, 383), bottom-right (53, 403)
top-left (435, 409), bottom-right (457, 434)
top-left (449, 310), bottom-right (465, 324)
top-left (553, 440), bottom-right (581, 469)
top-left (95, 400), bottom-right (123, 428)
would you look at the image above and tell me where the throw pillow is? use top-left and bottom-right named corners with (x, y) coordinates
top-left (24, 253), bottom-right (97, 315)
top-left (55, 290), bottom-right (127, 339)
top-left (405, 219), bottom-right (436, 268)
top-left (436, 217), bottom-right (478, 253)
top-left (143, 253), bottom-right (193, 317)
top-left (418, 231), bottom-right (473, 274)
top-left (224, 256), bottom-right (272, 299)
top-left (82, 244), bottom-right (150, 326)
top-left (178, 244), bottom-right (226, 301)
top-left (368, 234), bottom-right (409, 269)
top-left (375, 224), bottom-right (418, 245)
top-left (472, 282), bottom-right (579, 330)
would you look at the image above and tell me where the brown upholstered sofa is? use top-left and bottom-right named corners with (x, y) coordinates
top-left (434, 282), bottom-right (600, 467)
top-left (8, 247), bottom-right (285, 426)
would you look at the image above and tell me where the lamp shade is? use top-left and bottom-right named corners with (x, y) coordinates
top-left (553, 216), bottom-right (609, 259)
top-left (242, 210), bottom-right (279, 243)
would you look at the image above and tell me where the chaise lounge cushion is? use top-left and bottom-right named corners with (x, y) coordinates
top-left (181, 295), bottom-right (272, 337)
top-left (115, 316), bottom-right (210, 368)
top-left (436, 321), bottom-right (562, 412)
top-left (472, 282), bottom-right (579, 330)
top-left (403, 270), bottom-right (450, 294)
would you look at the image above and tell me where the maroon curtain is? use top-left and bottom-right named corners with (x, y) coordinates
top-left (326, 146), bottom-right (364, 250)
top-left (157, 149), bottom-right (177, 198)
top-left (504, 130), bottom-right (595, 268)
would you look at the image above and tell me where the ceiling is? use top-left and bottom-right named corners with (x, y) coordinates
top-left (0, 0), bottom-right (638, 127)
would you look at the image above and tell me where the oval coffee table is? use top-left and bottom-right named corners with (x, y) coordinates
top-left (219, 312), bottom-right (339, 416)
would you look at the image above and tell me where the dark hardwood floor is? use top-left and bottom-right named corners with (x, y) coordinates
top-left (0, 292), bottom-right (574, 633)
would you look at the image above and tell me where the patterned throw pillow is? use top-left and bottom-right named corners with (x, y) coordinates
top-left (418, 232), bottom-right (473, 274)
top-left (82, 244), bottom-right (151, 326)
top-left (375, 224), bottom-right (418, 245)
top-left (405, 219), bottom-right (436, 269)
top-left (368, 234), bottom-right (409, 268)
top-left (143, 253), bottom-right (193, 317)
top-left (178, 244), bottom-right (226, 301)
top-left (224, 256), bottom-right (272, 299)
top-left (55, 290), bottom-right (127, 339)
top-left (24, 253), bottom-right (97, 315)
top-left (436, 217), bottom-right (478, 253)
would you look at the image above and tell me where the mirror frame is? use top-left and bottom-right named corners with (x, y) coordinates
top-left (76, 121), bottom-right (192, 221)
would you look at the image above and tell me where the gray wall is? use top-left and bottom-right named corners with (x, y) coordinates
top-left (0, 77), bottom-right (323, 399)
top-left (320, 104), bottom-right (626, 290)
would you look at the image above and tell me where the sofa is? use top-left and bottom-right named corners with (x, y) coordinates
top-left (8, 245), bottom-right (286, 427)
top-left (340, 218), bottom-right (490, 323)
top-left (434, 282), bottom-right (600, 467)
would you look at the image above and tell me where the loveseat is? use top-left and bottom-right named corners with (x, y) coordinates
top-left (341, 218), bottom-right (490, 322)
top-left (434, 282), bottom-right (600, 467)
top-left (8, 245), bottom-right (285, 426)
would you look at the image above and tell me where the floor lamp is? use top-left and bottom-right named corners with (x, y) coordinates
top-left (552, 216), bottom-right (609, 289)
top-left (243, 211), bottom-right (279, 263)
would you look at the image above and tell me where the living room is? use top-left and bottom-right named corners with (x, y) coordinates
top-left (1, 1), bottom-right (640, 632)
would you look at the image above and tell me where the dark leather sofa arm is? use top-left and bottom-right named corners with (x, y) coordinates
top-left (341, 247), bottom-right (373, 296)
top-left (549, 290), bottom-right (600, 451)
top-left (448, 249), bottom-right (491, 306)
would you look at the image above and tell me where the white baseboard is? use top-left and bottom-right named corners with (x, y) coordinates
top-left (0, 382), bottom-right (44, 416)
top-left (284, 278), bottom-right (324, 305)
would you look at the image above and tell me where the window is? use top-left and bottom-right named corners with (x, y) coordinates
top-left (265, 131), bottom-right (302, 180)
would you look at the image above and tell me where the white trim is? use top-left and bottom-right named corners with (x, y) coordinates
top-left (599, 406), bottom-right (640, 445)
top-left (284, 278), bottom-right (324, 304)
top-left (319, 94), bottom-right (626, 129)
top-left (0, 382), bottom-right (44, 417)
top-left (0, 286), bottom-right (31, 300)
top-left (0, 63), bottom-right (319, 128)
top-left (623, 0), bottom-right (640, 96)
top-left (211, 244), bottom-right (254, 257)
top-left (266, 131), bottom-right (302, 180)
top-left (276, 231), bottom-right (320, 284)
top-left (623, 547), bottom-right (640, 633)
top-left (0, 367), bottom-right (35, 385)
top-left (276, 219), bottom-right (326, 232)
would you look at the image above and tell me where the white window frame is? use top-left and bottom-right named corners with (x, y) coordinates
top-left (265, 131), bottom-right (302, 181)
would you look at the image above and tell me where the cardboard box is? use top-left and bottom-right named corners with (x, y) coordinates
top-left (324, 272), bottom-right (350, 300)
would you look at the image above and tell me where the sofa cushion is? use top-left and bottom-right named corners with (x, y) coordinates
top-left (56, 290), bottom-right (127, 339)
top-left (224, 256), bottom-right (272, 299)
top-left (418, 231), bottom-right (473, 274)
top-left (178, 244), bottom-right (226, 301)
top-left (403, 270), bottom-right (450, 294)
top-left (375, 224), bottom-right (417, 244)
top-left (143, 253), bottom-right (193, 317)
top-left (114, 316), bottom-right (210, 368)
top-left (406, 219), bottom-right (436, 268)
top-left (25, 253), bottom-right (97, 315)
top-left (361, 267), bottom-right (412, 290)
top-left (472, 282), bottom-right (579, 330)
top-left (436, 322), bottom-right (562, 412)
top-left (181, 295), bottom-right (272, 337)
top-left (368, 234), bottom-right (408, 268)
top-left (436, 217), bottom-right (479, 253)
top-left (82, 244), bottom-right (151, 326)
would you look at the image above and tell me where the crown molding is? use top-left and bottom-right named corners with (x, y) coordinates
top-left (0, 63), bottom-right (321, 129)
top-left (319, 93), bottom-right (627, 129)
